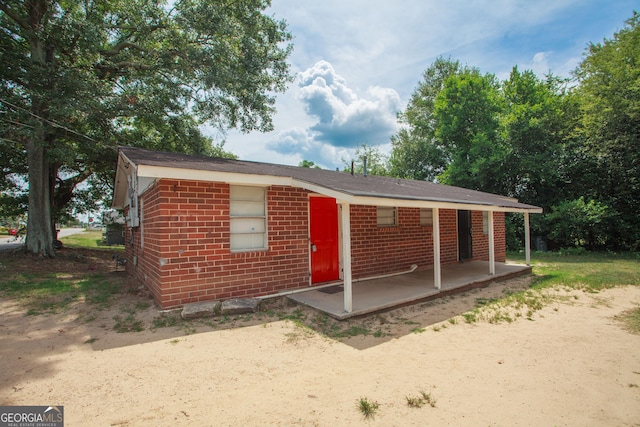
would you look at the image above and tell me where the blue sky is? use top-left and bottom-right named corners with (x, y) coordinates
top-left (218, 0), bottom-right (637, 170)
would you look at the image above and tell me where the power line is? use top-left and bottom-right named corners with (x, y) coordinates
top-left (0, 96), bottom-right (118, 151)
top-left (0, 136), bottom-right (26, 145)
top-left (0, 117), bottom-right (36, 129)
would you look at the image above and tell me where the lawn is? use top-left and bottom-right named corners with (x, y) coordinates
top-left (61, 230), bottom-right (124, 250)
top-left (509, 250), bottom-right (640, 292)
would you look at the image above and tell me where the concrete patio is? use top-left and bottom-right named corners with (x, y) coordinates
top-left (288, 261), bottom-right (532, 319)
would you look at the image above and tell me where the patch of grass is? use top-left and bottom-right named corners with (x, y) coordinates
top-left (113, 313), bottom-right (144, 333)
top-left (411, 326), bottom-right (426, 334)
top-left (509, 251), bottom-right (640, 292)
top-left (420, 390), bottom-right (437, 408)
top-left (296, 312), bottom-right (375, 339)
top-left (284, 322), bottom-right (316, 343)
top-left (334, 325), bottom-right (370, 338)
top-left (282, 308), bottom-right (306, 322)
top-left (372, 329), bottom-right (386, 338)
top-left (405, 389), bottom-right (437, 409)
top-left (151, 312), bottom-right (181, 329)
top-left (0, 266), bottom-right (126, 314)
top-left (356, 397), bottom-right (379, 419)
top-left (181, 323), bottom-right (197, 335)
top-left (60, 230), bottom-right (124, 251)
top-left (476, 297), bottom-right (499, 306)
top-left (405, 396), bottom-right (424, 408)
top-left (134, 300), bottom-right (151, 310)
top-left (462, 311), bottom-right (478, 323)
top-left (615, 307), bottom-right (640, 335)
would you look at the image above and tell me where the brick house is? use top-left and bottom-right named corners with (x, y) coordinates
top-left (112, 146), bottom-right (541, 312)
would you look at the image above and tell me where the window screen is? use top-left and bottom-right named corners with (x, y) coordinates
top-left (377, 206), bottom-right (397, 226)
top-left (420, 209), bottom-right (433, 226)
top-left (229, 186), bottom-right (267, 250)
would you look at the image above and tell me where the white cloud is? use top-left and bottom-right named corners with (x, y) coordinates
top-left (262, 61), bottom-right (401, 169)
top-left (266, 127), bottom-right (352, 170)
top-left (296, 60), bottom-right (401, 147)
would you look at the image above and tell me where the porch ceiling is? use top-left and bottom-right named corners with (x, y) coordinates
top-left (287, 262), bottom-right (532, 320)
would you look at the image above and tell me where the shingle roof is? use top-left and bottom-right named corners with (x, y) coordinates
top-left (117, 146), bottom-right (541, 212)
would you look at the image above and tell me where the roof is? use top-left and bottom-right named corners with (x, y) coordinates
top-left (113, 146), bottom-right (542, 213)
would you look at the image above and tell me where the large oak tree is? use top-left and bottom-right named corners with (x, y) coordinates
top-left (0, 0), bottom-right (292, 256)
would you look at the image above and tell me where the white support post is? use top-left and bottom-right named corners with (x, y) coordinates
top-left (488, 211), bottom-right (495, 275)
top-left (524, 212), bottom-right (531, 266)
top-left (340, 203), bottom-right (353, 313)
top-left (432, 208), bottom-right (441, 290)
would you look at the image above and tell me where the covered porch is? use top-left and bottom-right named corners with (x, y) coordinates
top-left (288, 261), bottom-right (531, 320)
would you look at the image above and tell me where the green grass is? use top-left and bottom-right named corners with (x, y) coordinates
top-left (0, 272), bottom-right (124, 314)
top-left (60, 230), bottom-right (124, 251)
top-left (454, 251), bottom-right (640, 325)
top-left (356, 397), bottom-right (379, 419)
top-left (0, 231), bottom-right (128, 315)
top-left (113, 313), bottom-right (144, 333)
top-left (508, 251), bottom-right (640, 292)
top-left (615, 307), bottom-right (640, 335)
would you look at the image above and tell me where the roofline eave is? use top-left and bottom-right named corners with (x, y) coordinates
top-left (129, 165), bottom-right (542, 214)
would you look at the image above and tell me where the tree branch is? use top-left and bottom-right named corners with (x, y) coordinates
top-left (100, 42), bottom-right (144, 57)
top-left (0, 3), bottom-right (29, 31)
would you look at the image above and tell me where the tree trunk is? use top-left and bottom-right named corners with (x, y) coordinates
top-left (25, 136), bottom-right (55, 257)
top-left (25, 7), bottom-right (55, 257)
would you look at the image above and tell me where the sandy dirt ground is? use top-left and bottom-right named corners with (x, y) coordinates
top-left (1, 276), bottom-right (640, 426)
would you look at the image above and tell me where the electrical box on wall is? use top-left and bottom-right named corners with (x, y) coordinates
top-left (126, 175), bottom-right (140, 227)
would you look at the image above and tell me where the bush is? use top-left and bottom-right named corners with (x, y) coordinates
top-left (545, 197), bottom-right (611, 249)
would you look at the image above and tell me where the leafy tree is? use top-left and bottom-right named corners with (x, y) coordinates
top-left (498, 68), bottom-right (583, 249)
top-left (500, 68), bottom-right (579, 207)
top-left (0, 0), bottom-right (292, 256)
top-left (433, 69), bottom-right (504, 193)
top-left (573, 12), bottom-right (640, 250)
top-left (299, 160), bottom-right (321, 169)
top-left (545, 197), bottom-right (612, 249)
top-left (343, 144), bottom-right (389, 176)
top-left (389, 57), bottom-right (461, 180)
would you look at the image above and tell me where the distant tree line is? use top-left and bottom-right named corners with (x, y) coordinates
top-left (375, 12), bottom-right (639, 251)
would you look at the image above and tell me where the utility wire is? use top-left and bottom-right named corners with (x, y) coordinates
top-left (0, 96), bottom-right (119, 151)
top-left (0, 136), bottom-right (26, 145)
top-left (0, 117), bottom-right (36, 129)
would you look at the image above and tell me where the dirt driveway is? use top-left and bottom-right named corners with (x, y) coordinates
top-left (0, 256), bottom-right (639, 426)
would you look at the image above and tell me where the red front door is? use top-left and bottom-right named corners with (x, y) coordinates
top-left (309, 197), bottom-right (340, 283)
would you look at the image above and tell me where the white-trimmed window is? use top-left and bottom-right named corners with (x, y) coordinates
top-left (377, 206), bottom-right (397, 226)
top-left (230, 185), bottom-right (267, 251)
top-left (420, 208), bottom-right (433, 226)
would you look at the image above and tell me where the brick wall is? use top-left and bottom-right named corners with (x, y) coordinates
top-left (124, 182), bottom-right (164, 304)
top-left (349, 207), bottom-right (460, 278)
top-left (124, 178), bottom-right (508, 308)
top-left (469, 211), bottom-right (506, 263)
top-left (438, 209), bottom-right (459, 265)
top-left (127, 179), bottom-right (309, 309)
